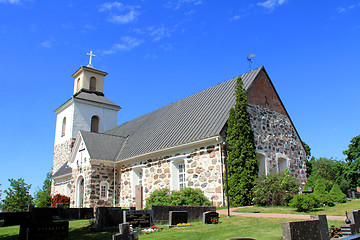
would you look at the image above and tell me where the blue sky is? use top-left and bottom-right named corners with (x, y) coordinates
top-left (1, 0), bottom-right (360, 198)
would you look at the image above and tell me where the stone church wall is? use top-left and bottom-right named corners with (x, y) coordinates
top-left (248, 104), bottom-right (307, 184)
top-left (119, 143), bottom-right (224, 207)
top-left (52, 138), bottom-right (76, 173)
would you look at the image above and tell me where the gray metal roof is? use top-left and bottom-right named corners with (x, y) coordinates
top-left (74, 91), bottom-right (120, 109)
top-left (81, 131), bottom-right (127, 160)
top-left (52, 161), bottom-right (72, 178)
top-left (98, 66), bottom-right (263, 161)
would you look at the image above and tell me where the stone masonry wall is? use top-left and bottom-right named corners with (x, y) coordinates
top-left (70, 163), bottom-right (120, 208)
top-left (52, 138), bottom-right (76, 173)
top-left (248, 104), bottom-right (307, 183)
top-left (119, 144), bottom-right (223, 207)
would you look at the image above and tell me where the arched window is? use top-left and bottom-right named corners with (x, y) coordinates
top-left (76, 176), bottom-right (84, 208)
top-left (90, 77), bottom-right (96, 92)
top-left (278, 157), bottom-right (287, 172)
top-left (61, 117), bottom-right (66, 137)
top-left (76, 78), bottom-right (81, 92)
top-left (257, 153), bottom-right (266, 176)
top-left (91, 115), bottom-right (100, 133)
top-left (100, 181), bottom-right (109, 199)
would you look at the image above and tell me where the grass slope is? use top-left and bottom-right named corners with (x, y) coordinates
top-left (233, 199), bottom-right (360, 216)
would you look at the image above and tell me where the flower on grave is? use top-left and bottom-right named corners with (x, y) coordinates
top-left (151, 226), bottom-right (157, 230)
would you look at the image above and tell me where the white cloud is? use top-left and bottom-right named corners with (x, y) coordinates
top-left (165, 0), bottom-right (202, 10)
top-left (99, 1), bottom-right (140, 24)
top-left (109, 10), bottom-right (139, 24)
top-left (103, 36), bottom-right (142, 54)
top-left (337, 5), bottom-right (357, 13)
top-left (0, 0), bottom-right (21, 4)
top-left (257, 0), bottom-right (286, 10)
top-left (148, 26), bottom-right (171, 41)
top-left (41, 40), bottom-right (52, 48)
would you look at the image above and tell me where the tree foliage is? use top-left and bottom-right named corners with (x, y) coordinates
top-left (1, 178), bottom-right (33, 212)
top-left (289, 193), bottom-right (320, 212)
top-left (34, 172), bottom-right (52, 208)
top-left (329, 183), bottom-right (346, 203)
top-left (144, 188), bottom-right (211, 209)
top-left (253, 170), bottom-right (299, 206)
top-left (343, 135), bottom-right (360, 188)
top-left (225, 76), bottom-right (258, 206)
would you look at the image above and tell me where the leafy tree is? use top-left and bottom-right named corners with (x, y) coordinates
top-left (34, 172), bottom-right (52, 207)
top-left (289, 193), bottom-right (320, 212)
top-left (253, 170), bottom-right (299, 206)
top-left (302, 141), bottom-right (311, 159)
top-left (313, 177), bottom-right (331, 205)
top-left (1, 178), bottom-right (33, 212)
top-left (343, 135), bottom-right (360, 188)
top-left (329, 183), bottom-right (346, 203)
top-left (225, 76), bottom-right (258, 206)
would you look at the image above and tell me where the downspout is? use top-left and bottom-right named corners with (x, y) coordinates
top-left (113, 162), bottom-right (116, 207)
top-left (217, 137), bottom-right (225, 207)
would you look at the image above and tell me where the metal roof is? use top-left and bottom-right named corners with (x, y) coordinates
top-left (81, 131), bottom-right (127, 160)
top-left (102, 66), bottom-right (263, 161)
top-left (74, 91), bottom-right (120, 109)
top-left (52, 161), bottom-right (72, 178)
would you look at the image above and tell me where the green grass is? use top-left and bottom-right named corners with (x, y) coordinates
top-left (233, 199), bottom-right (360, 216)
top-left (0, 217), bottom-right (344, 240)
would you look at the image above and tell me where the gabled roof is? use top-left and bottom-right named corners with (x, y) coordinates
top-left (81, 131), bottom-right (127, 160)
top-left (100, 67), bottom-right (263, 161)
top-left (74, 91), bottom-right (120, 109)
top-left (52, 161), bottom-right (72, 179)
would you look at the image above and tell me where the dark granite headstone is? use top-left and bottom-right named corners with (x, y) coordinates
top-left (282, 220), bottom-right (321, 240)
top-left (203, 211), bottom-right (219, 224)
top-left (19, 220), bottom-right (69, 240)
top-left (310, 215), bottom-right (329, 240)
top-left (349, 210), bottom-right (360, 232)
top-left (342, 224), bottom-right (358, 236)
top-left (96, 207), bottom-right (125, 229)
top-left (169, 211), bottom-right (188, 226)
top-left (112, 223), bottom-right (139, 240)
top-left (123, 210), bottom-right (154, 228)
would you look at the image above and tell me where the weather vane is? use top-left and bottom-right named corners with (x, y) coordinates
top-left (87, 51), bottom-right (96, 68)
top-left (247, 54), bottom-right (255, 71)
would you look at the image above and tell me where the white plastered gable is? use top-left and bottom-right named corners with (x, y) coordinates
top-left (69, 132), bottom-right (91, 169)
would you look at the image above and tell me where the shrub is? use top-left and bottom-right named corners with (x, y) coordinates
top-left (51, 194), bottom-right (70, 208)
top-left (289, 193), bottom-right (320, 212)
top-left (253, 170), bottom-right (299, 206)
top-left (145, 188), bottom-right (211, 209)
top-left (329, 183), bottom-right (347, 203)
top-left (313, 178), bottom-right (331, 205)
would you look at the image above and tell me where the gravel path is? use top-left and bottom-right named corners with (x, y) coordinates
top-left (216, 207), bottom-right (346, 221)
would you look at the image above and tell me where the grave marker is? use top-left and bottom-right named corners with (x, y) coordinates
top-left (169, 211), bottom-right (188, 226)
top-left (123, 210), bottom-right (154, 228)
top-left (203, 211), bottom-right (219, 224)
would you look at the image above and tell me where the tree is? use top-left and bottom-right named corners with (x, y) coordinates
top-left (1, 178), bottom-right (33, 212)
top-left (51, 194), bottom-right (70, 208)
top-left (225, 76), bottom-right (258, 206)
top-left (302, 141), bottom-right (311, 159)
top-left (34, 172), bottom-right (52, 207)
top-left (343, 135), bottom-right (360, 188)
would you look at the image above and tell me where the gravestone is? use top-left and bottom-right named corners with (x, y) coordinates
top-left (169, 211), bottom-right (188, 226)
top-left (342, 224), bottom-right (358, 235)
top-left (282, 220), bottom-right (321, 240)
top-left (203, 211), bottom-right (219, 224)
top-left (349, 210), bottom-right (360, 232)
top-left (96, 207), bottom-right (125, 229)
top-left (123, 210), bottom-right (154, 228)
top-left (310, 215), bottom-right (329, 240)
top-left (112, 223), bottom-right (139, 240)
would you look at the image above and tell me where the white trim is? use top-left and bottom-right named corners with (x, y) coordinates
top-left (256, 151), bottom-right (267, 176)
top-left (276, 153), bottom-right (288, 172)
top-left (75, 175), bottom-right (85, 208)
top-left (116, 135), bottom-right (221, 164)
top-left (100, 181), bottom-right (109, 199)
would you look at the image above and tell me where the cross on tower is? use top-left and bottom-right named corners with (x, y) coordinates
top-left (87, 51), bottom-right (96, 68)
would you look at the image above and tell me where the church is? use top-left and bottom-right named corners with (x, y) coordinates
top-left (51, 55), bottom-right (307, 208)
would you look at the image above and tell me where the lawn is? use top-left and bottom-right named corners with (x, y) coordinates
top-left (233, 199), bottom-right (360, 216)
top-left (0, 217), bottom-right (344, 240)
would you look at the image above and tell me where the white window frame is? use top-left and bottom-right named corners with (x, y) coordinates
top-left (100, 181), bottom-right (109, 199)
top-left (178, 163), bottom-right (185, 189)
top-left (170, 158), bottom-right (185, 191)
top-left (276, 153), bottom-right (288, 173)
top-left (257, 152), bottom-right (267, 176)
top-left (131, 166), bottom-right (144, 198)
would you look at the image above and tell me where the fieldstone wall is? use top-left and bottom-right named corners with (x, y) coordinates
top-left (248, 104), bottom-right (307, 183)
top-left (52, 138), bottom-right (76, 173)
top-left (119, 144), bottom-right (223, 207)
top-left (70, 163), bottom-right (121, 208)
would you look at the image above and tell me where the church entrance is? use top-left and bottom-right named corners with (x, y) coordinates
top-left (76, 177), bottom-right (84, 208)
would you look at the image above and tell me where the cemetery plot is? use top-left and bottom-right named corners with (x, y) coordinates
top-left (123, 210), bottom-right (154, 228)
top-left (169, 211), bottom-right (188, 226)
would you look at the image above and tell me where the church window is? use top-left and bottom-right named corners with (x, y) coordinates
top-left (90, 77), bottom-right (96, 92)
top-left (61, 117), bottom-right (66, 137)
top-left (100, 181), bottom-right (109, 199)
top-left (257, 153), bottom-right (266, 176)
top-left (278, 157), bottom-right (287, 172)
top-left (133, 168), bottom-right (143, 186)
top-left (76, 78), bottom-right (81, 92)
top-left (91, 115), bottom-right (100, 133)
top-left (178, 163), bottom-right (185, 189)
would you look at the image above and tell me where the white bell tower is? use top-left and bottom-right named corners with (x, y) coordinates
top-left (52, 52), bottom-right (121, 174)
